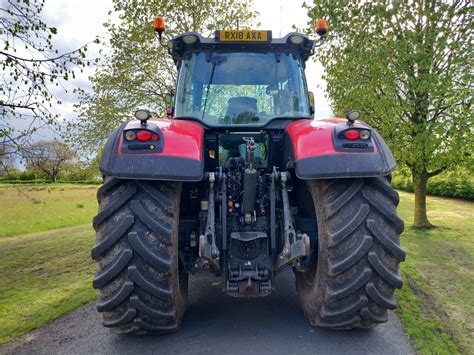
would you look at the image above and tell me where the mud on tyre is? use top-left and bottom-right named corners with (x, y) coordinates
top-left (92, 177), bottom-right (188, 334)
top-left (296, 176), bottom-right (405, 329)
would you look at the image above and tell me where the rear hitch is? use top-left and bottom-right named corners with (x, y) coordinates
top-left (225, 231), bottom-right (272, 297)
top-left (275, 171), bottom-right (310, 272)
top-left (199, 172), bottom-right (221, 271)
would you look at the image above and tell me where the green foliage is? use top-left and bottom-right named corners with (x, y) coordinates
top-left (58, 159), bottom-right (101, 182)
top-left (306, 0), bottom-right (473, 226)
top-left (0, 151), bottom-right (101, 183)
top-left (306, 1), bottom-right (473, 172)
top-left (0, 170), bottom-right (38, 181)
top-left (73, 0), bottom-right (259, 152)
top-left (24, 141), bottom-right (77, 183)
top-left (0, 179), bottom-right (101, 185)
top-left (392, 169), bottom-right (474, 200)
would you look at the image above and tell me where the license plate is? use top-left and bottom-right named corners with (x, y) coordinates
top-left (217, 30), bottom-right (271, 42)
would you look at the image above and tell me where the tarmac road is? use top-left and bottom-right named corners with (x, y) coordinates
top-left (1, 269), bottom-right (414, 355)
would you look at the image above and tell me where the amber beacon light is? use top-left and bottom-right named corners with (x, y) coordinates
top-left (154, 16), bottom-right (166, 39)
top-left (315, 18), bottom-right (327, 36)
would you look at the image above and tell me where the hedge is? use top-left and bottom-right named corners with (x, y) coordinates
top-left (0, 169), bottom-right (101, 182)
top-left (2, 173), bottom-right (472, 200)
top-left (0, 179), bottom-right (101, 185)
top-left (392, 172), bottom-right (474, 201)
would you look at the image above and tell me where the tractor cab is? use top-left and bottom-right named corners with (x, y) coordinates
top-left (169, 30), bottom-right (319, 168)
top-left (170, 31), bottom-right (315, 128)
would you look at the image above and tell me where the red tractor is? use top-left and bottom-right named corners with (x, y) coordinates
top-left (92, 19), bottom-right (405, 334)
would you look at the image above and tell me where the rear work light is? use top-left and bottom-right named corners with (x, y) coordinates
top-left (182, 34), bottom-right (198, 44)
top-left (289, 34), bottom-right (305, 44)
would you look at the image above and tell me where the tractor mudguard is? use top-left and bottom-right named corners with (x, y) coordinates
top-left (100, 119), bottom-right (204, 181)
top-left (285, 118), bottom-right (396, 179)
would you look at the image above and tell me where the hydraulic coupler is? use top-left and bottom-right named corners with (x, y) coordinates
top-left (242, 137), bottom-right (257, 224)
top-left (242, 167), bottom-right (257, 224)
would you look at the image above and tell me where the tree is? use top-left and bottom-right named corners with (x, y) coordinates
top-left (60, 158), bottom-right (101, 182)
top-left (73, 0), bottom-right (258, 152)
top-left (0, 144), bottom-right (16, 176)
top-left (25, 141), bottom-right (77, 183)
top-left (306, 0), bottom-right (473, 228)
top-left (0, 0), bottom-right (97, 154)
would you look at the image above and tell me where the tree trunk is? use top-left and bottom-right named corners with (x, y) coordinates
top-left (412, 171), bottom-right (433, 228)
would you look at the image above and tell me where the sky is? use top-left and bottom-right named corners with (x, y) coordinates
top-left (32, 0), bottom-right (332, 140)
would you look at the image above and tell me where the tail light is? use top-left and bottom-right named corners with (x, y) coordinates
top-left (334, 126), bottom-right (374, 152)
top-left (343, 129), bottom-right (360, 140)
top-left (342, 129), bottom-right (371, 141)
top-left (122, 122), bottom-right (163, 154)
top-left (124, 130), bottom-right (160, 142)
top-left (137, 130), bottom-right (152, 141)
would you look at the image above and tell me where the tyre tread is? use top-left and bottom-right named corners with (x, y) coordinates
top-left (296, 176), bottom-right (405, 329)
top-left (328, 204), bottom-right (370, 247)
top-left (93, 248), bottom-right (133, 288)
top-left (91, 216), bottom-right (134, 259)
top-left (92, 178), bottom-right (186, 335)
top-left (97, 281), bottom-right (134, 312)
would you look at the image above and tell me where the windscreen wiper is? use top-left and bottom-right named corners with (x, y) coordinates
top-left (201, 55), bottom-right (227, 121)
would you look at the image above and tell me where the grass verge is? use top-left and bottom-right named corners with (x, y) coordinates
top-left (396, 192), bottom-right (473, 354)
top-left (0, 225), bottom-right (96, 344)
top-left (0, 184), bottom-right (98, 237)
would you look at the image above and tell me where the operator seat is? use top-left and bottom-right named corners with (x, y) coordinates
top-left (220, 97), bottom-right (262, 164)
top-left (224, 97), bottom-right (258, 124)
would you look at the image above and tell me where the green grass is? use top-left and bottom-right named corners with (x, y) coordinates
top-left (0, 184), bottom-right (98, 237)
top-left (396, 192), bottom-right (473, 354)
top-left (0, 184), bottom-right (472, 352)
top-left (0, 224), bottom-right (96, 344)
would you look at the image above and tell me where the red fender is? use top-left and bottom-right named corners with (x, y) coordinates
top-left (285, 118), bottom-right (396, 179)
top-left (100, 119), bottom-right (204, 181)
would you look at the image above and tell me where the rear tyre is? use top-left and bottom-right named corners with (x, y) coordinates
top-left (92, 177), bottom-right (188, 334)
top-left (296, 177), bottom-right (405, 329)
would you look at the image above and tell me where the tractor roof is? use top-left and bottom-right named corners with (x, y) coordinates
top-left (167, 30), bottom-right (315, 65)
